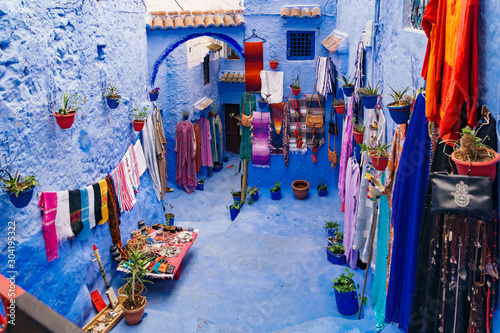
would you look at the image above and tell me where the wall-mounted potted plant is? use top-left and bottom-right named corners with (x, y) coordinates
top-left (450, 126), bottom-right (500, 181)
top-left (339, 75), bottom-right (355, 97)
top-left (149, 87), bottom-right (160, 102)
top-left (54, 91), bottom-right (81, 129)
top-left (269, 58), bottom-right (279, 70)
top-left (332, 268), bottom-right (361, 316)
top-left (387, 86), bottom-right (413, 124)
top-left (317, 181), bottom-right (327, 197)
top-left (290, 75), bottom-right (301, 96)
top-left (227, 202), bottom-right (241, 221)
top-left (105, 84), bottom-right (121, 109)
top-left (231, 189), bottom-right (242, 204)
top-left (324, 221), bottom-right (341, 237)
top-left (197, 179), bottom-right (204, 191)
top-left (361, 142), bottom-right (391, 171)
top-left (270, 181), bottom-right (282, 200)
top-left (326, 242), bottom-right (346, 265)
top-left (358, 83), bottom-right (379, 109)
top-left (131, 107), bottom-right (148, 132)
top-left (1, 170), bottom-right (39, 208)
top-left (121, 247), bottom-right (153, 326)
top-left (247, 186), bottom-right (259, 205)
top-left (292, 179), bottom-right (310, 200)
top-left (351, 119), bottom-right (365, 145)
top-left (163, 203), bottom-right (175, 226)
top-left (333, 98), bottom-right (345, 115)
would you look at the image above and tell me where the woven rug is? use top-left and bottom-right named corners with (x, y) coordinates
top-left (244, 42), bottom-right (263, 92)
top-left (252, 111), bottom-right (270, 167)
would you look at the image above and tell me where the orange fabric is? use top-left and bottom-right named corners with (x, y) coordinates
top-left (194, 124), bottom-right (201, 173)
top-left (422, 0), bottom-right (479, 143)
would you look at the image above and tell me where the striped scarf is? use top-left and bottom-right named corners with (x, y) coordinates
top-left (315, 56), bottom-right (335, 97)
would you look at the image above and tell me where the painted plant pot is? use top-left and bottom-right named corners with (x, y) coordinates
top-left (123, 296), bottom-right (147, 326)
top-left (54, 112), bottom-right (76, 129)
top-left (342, 86), bottom-right (355, 97)
top-left (353, 131), bottom-right (364, 145)
top-left (251, 191), bottom-right (259, 202)
top-left (106, 97), bottom-right (120, 109)
top-left (258, 100), bottom-right (267, 109)
top-left (451, 150), bottom-right (500, 181)
top-left (334, 105), bottom-right (345, 115)
top-left (334, 288), bottom-right (359, 316)
top-left (292, 180), bottom-right (310, 200)
top-left (271, 189), bottom-right (281, 200)
top-left (292, 88), bottom-right (301, 96)
top-left (196, 182), bottom-right (204, 191)
top-left (269, 61), bottom-right (279, 69)
top-left (149, 92), bottom-right (159, 101)
top-left (133, 121), bottom-right (145, 132)
top-left (7, 188), bottom-right (35, 208)
top-left (369, 155), bottom-right (389, 171)
top-left (233, 192), bottom-right (242, 204)
top-left (318, 189), bottom-right (328, 197)
top-left (230, 207), bottom-right (240, 221)
top-left (361, 95), bottom-right (379, 109)
top-left (326, 249), bottom-right (346, 265)
top-left (165, 213), bottom-right (175, 226)
top-left (327, 237), bottom-right (343, 247)
top-left (326, 228), bottom-right (337, 238)
top-left (387, 103), bottom-right (412, 125)
top-left (223, 156), bottom-right (229, 162)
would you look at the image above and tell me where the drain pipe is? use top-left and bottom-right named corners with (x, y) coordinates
top-left (371, 0), bottom-right (381, 87)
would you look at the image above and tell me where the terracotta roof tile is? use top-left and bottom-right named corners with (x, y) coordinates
top-left (234, 14), bottom-right (245, 27)
top-left (179, 10), bottom-right (191, 15)
top-left (290, 8), bottom-right (300, 18)
top-left (164, 17), bottom-right (174, 29)
top-left (184, 16), bottom-right (195, 28)
top-left (173, 16), bottom-right (184, 29)
top-left (146, 10), bottom-right (245, 30)
top-left (214, 9), bottom-right (224, 14)
top-left (301, 8), bottom-right (311, 18)
top-left (214, 15), bottom-right (224, 27)
top-left (149, 10), bottom-right (166, 16)
top-left (223, 15), bottom-right (235, 27)
top-left (146, 16), bottom-right (153, 30)
top-left (203, 10), bottom-right (214, 15)
top-left (225, 9), bottom-right (235, 14)
top-left (167, 11), bottom-right (179, 16)
top-left (191, 10), bottom-right (202, 15)
top-left (194, 15), bottom-right (205, 28)
top-left (204, 15), bottom-right (216, 28)
top-left (235, 9), bottom-right (244, 13)
top-left (312, 7), bottom-right (321, 18)
top-left (220, 72), bottom-right (245, 84)
top-left (280, 6), bottom-right (321, 19)
top-left (152, 16), bottom-right (164, 29)
top-left (280, 8), bottom-right (291, 18)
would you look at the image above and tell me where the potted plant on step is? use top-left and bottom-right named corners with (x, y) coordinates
top-left (54, 91), bottom-right (82, 129)
top-left (231, 189), bottom-right (242, 204)
top-left (324, 221), bottom-right (341, 237)
top-left (131, 107), bottom-right (148, 132)
top-left (358, 83), bottom-right (379, 109)
top-left (450, 126), bottom-right (500, 181)
top-left (246, 186), bottom-right (259, 205)
top-left (361, 142), bottom-right (391, 171)
top-left (328, 230), bottom-right (344, 246)
top-left (387, 86), bottom-right (413, 124)
top-left (105, 84), bottom-right (121, 109)
top-left (326, 242), bottom-right (346, 265)
top-left (269, 58), bottom-right (279, 69)
top-left (270, 181), bottom-right (282, 200)
top-left (227, 202), bottom-right (241, 221)
top-left (351, 119), bottom-right (365, 145)
top-left (290, 75), bottom-right (301, 96)
top-left (197, 179), bottom-right (204, 191)
top-left (163, 203), bottom-right (175, 226)
top-left (333, 98), bottom-right (345, 115)
top-left (332, 268), bottom-right (361, 316)
top-left (339, 75), bottom-right (355, 97)
top-left (1, 170), bottom-right (39, 208)
top-left (149, 87), bottom-right (160, 102)
top-left (292, 179), bottom-right (310, 200)
top-left (121, 247), bottom-right (153, 326)
top-left (317, 181), bottom-right (328, 197)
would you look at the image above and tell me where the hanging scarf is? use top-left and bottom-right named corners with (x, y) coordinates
top-left (54, 191), bottom-right (74, 241)
top-left (68, 189), bottom-right (83, 237)
top-left (39, 192), bottom-right (59, 262)
top-left (315, 56), bottom-right (336, 97)
top-left (251, 111), bottom-right (271, 167)
top-left (98, 179), bottom-right (109, 224)
top-left (344, 157), bottom-right (360, 269)
top-left (92, 183), bottom-right (102, 225)
top-left (194, 123), bottom-right (201, 173)
top-left (78, 187), bottom-right (91, 241)
top-left (105, 176), bottom-right (122, 248)
top-left (282, 102), bottom-right (290, 167)
top-left (240, 92), bottom-right (254, 161)
top-left (270, 103), bottom-right (283, 148)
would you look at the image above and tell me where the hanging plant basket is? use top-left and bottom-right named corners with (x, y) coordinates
top-left (133, 120), bottom-right (145, 132)
top-left (292, 180), bottom-right (310, 200)
top-left (7, 187), bottom-right (35, 208)
top-left (334, 104), bottom-right (345, 115)
top-left (149, 92), bottom-right (159, 102)
top-left (361, 94), bottom-right (379, 109)
top-left (106, 97), bottom-right (120, 109)
top-left (292, 88), bottom-right (301, 96)
top-left (269, 60), bottom-right (279, 69)
top-left (369, 154), bottom-right (389, 171)
top-left (54, 111), bottom-right (76, 129)
top-left (334, 288), bottom-right (359, 316)
top-left (353, 131), bottom-right (364, 145)
top-left (451, 149), bottom-right (500, 181)
top-left (271, 189), bottom-right (281, 200)
top-left (342, 86), bottom-right (355, 97)
top-left (387, 103), bottom-right (412, 125)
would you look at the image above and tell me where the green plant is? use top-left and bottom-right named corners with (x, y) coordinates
top-left (106, 84), bottom-right (120, 99)
top-left (150, 87), bottom-right (160, 94)
top-left (198, 179), bottom-right (204, 184)
top-left (163, 203), bottom-right (174, 215)
top-left (443, 126), bottom-right (498, 163)
top-left (338, 75), bottom-right (354, 87)
top-left (334, 230), bottom-right (344, 241)
top-left (324, 221), bottom-right (340, 230)
top-left (332, 268), bottom-right (356, 293)
top-left (328, 242), bottom-right (345, 255)
top-left (317, 181), bottom-right (327, 191)
top-left (57, 91), bottom-right (82, 115)
top-left (271, 57), bottom-right (278, 62)
top-left (227, 202), bottom-right (241, 210)
top-left (333, 98), bottom-right (345, 106)
top-left (360, 141), bottom-right (391, 159)
top-left (245, 186), bottom-right (259, 205)
top-left (122, 247), bottom-right (153, 309)
top-left (230, 189), bottom-right (241, 197)
top-left (132, 107), bottom-right (148, 122)
top-left (357, 82), bottom-right (379, 96)
top-left (1, 170), bottom-right (39, 197)
top-left (351, 118), bottom-right (365, 134)
top-left (388, 86), bottom-right (413, 107)
top-left (270, 181), bottom-right (282, 193)
top-left (291, 75), bottom-right (300, 89)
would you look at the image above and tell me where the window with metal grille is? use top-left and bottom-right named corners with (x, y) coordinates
top-left (410, 0), bottom-right (429, 30)
top-left (204, 54), bottom-right (210, 85)
top-left (287, 31), bottom-right (315, 60)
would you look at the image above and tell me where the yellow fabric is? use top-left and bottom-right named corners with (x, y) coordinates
top-left (98, 179), bottom-right (108, 225)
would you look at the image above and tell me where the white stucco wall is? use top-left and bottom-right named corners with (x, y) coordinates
top-left (145, 0), bottom-right (244, 11)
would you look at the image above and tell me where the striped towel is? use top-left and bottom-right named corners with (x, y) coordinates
top-left (129, 144), bottom-right (141, 189)
top-left (87, 185), bottom-right (96, 229)
top-left (92, 183), bottom-right (102, 224)
top-left (68, 189), bottom-right (83, 237)
top-left (39, 192), bottom-right (59, 262)
top-left (78, 187), bottom-right (90, 241)
top-left (316, 56), bottom-right (335, 97)
top-left (98, 179), bottom-right (108, 224)
top-left (134, 139), bottom-right (147, 177)
top-left (55, 191), bottom-right (74, 241)
top-left (252, 111), bottom-right (271, 167)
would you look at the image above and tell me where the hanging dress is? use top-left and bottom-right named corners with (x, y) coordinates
top-left (175, 120), bottom-right (197, 194)
top-left (194, 123), bottom-right (201, 173)
top-left (198, 118), bottom-right (213, 167)
top-left (344, 156), bottom-right (360, 269)
top-left (240, 92), bottom-right (254, 161)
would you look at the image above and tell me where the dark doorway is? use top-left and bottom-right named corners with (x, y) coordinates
top-left (224, 104), bottom-right (241, 154)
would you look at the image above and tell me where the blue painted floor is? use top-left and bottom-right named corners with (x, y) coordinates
top-left (105, 154), bottom-right (402, 332)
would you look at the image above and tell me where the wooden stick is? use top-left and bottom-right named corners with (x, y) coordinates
top-left (241, 159), bottom-right (248, 203)
top-left (358, 202), bottom-right (379, 319)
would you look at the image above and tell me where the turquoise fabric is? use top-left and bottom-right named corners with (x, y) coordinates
top-left (239, 93), bottom-right (255, 161)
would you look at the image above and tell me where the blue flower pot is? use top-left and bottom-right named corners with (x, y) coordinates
top-left (326, 249), bottom-right (346, 265)
top-left (318, 189), bottom-right (328, 197)
top-left (271, 190), bottom-right (281, 200)
top-left (230, 208), bottom-right (240, 221)
top-left (106, 97), bottom-right (120, 109)
top-left (342, 86), bottom-right (355, 97)
top-left (334, 288), bottom-right (359, 316)
top-left (326, 228), bottom-right (337, 237)
top-left (8, 188), bottom-right (34, 208)
top-left (258, 100), bottom-right (267, 109)
top-left (328, 239), bottom-right (343, 247)
top-left (196, 183), bottom-right (204, 191)
top-left (167, 218), bottom-right (174, 226)
top-left (361, 95), bottom-right (378, 109)
top-left (149, 92), bottom-right (159, 101)
top-left (251, 191), bottom-right (259, 202)
top-left (233, 194), bottom-right (242, 204)
top-left (388, 104), bottom-right (412, 124)
top-left (223, 156), bottom-right (229, 162)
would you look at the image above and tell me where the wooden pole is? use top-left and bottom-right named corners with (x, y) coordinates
top-left (241, 159), bottom-right (248, 203)
top-left (358, 202), bottom-right (379, 319)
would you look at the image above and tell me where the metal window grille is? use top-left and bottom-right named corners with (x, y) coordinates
top-left (411, 0), bottom-right (429, 30)
top-left (287, 31), bottom-right (315, 60)
top-left (204, 54), bottom-right (210, 85)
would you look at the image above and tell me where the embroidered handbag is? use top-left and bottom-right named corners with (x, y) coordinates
top-left (429, 173), bottom-right (494, 220)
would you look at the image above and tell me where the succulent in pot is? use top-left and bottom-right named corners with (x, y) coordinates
top-left (55, 91), bottom-right (82, 129)
top-left (360, 141), bottom-right (392, 171)
top-left (333, 98), bottom-right (346, 115)
top-left (246, 186), bottom-right (259, 205)
top-left (270, 181), bottom-right (282, 200)
top-left (324, 221), bottom-right (341, 237)
top-left (339, 75), bottom-right (355, 97)
top-left (227, 201), bottom-right (242, 221)
top-left (269, 58), bottom-right (279, 69)
top-left (132, 107), bottom-right (148, 132)
top-left (387, 86), bottom-right (413, 124)
top-left (149, 87), bottom-right (160, 101)
top-left (105, 84), bottom-right (121, 109)
top-left (351, 118), bottom-right (365, 145)
top-left (357, 83), bottom-right (380, 109)
top-left (1, 170), bottom-right (39, 208)
top-left (290, 75), bottom-right (301, 96)
top-left (317, 181), bottom-right (328, 197)
top-left (326, 242), bottom-right (346, 265)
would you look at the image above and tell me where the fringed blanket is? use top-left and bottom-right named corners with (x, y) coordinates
top-left (283, 102), bottom-right (290, 167)
top-left (244, 42), bottom-right (264, 92)
top-left (252, 111), bottom-right (271, 167)
top-left (271, 103), bottom-right (283, 149)
top-left (288, 98), bottom-right (308, 154)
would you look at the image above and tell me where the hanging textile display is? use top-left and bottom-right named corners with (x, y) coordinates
top-left (244, 42), bottom-right (264, 92)
top-left (251, 111), bottom-right (271, 167)
top-left (97, 179), bottom-right (108, 225)
top-left (133, 139), bottom-right (147, 177)
top-left (315, 56), bottom-right (336, 97)
top-left (175, 119), bottom-right (197, 194)
top-left (68, 189), bottom-right (83, 237)
top-left (209, 115), bottom-right (217, 164)
top-left (288, 97), bottom-right (307, 154)
top-left (105, 176), bottom-right (122, 248)
top-left (39, 192), bottom-right (59, 262)
top-left (385, 94), bottom-right (430, 331)
top-left (384, 125), bottom-right (407, 206)
top-left (198, 117), bottom-right (213, 168)
top-left (260, 70), bottom-right (284, 103)
top-left (305, 91), bottom-right (325, 149)
top-left (240, 92), bottom-right (255, 161)
top-left (78, 187), bottom-right (91, 241)
top-left (143, 115), bottom-right (162, 201)
top-left (327, 103), bottom-right (339, 168)
top-left (282, 101), bottom-right (290, 167)
top-left (209, 112), bottom-right (224, 165)
top-left (343, 156), bottom-right (360, 269)
top-left (91, 183), bottom-right (102, 226)
top-left (54, 191), bottom-right (73, 241)
top-left (153, 107), bottom-right (168, 199)
top-left (214, 113), bottom-right (224, 161)
top-left (421, 0), bottom-right (479, 142)
top-left (270, 103), bottom-right (283, 149)
top-left (194, 123), bottom-right (201, 173)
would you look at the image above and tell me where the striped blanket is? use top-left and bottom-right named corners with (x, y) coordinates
top-left (252, 111), bottom-right (271, 167)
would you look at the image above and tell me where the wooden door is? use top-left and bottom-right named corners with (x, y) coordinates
top-left (224, 104), bottom-right (241, 154)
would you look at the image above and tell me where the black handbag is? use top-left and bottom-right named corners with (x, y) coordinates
top-left (430, 173), bottom-right (494, 220)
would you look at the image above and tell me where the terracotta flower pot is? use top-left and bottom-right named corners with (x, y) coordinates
top-left (369, 154), bottom-right (389, 171)
top-left (118, 283), bottom-right (144, 297)
top-left (133, 120), bottom-right (145, 132)
top-left (353, 131), bottom-right (364, 145)
top-left (451, 149), bottom-right (500, 181)
top-left (269, 61), bottom-right (279, 69)
top-left (292, 180), bottom-right (310, 200)
top-left (123, 296), bottom-right (147, 326)
top-left (292, 88), bottom-right (301, 96)
top-left (334, 105), bottom-right (345, 115)
top-left (54, 111), bottom-right (76, 129)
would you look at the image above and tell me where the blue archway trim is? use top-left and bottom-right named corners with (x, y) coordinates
top-left (150, 31), bottom-right (245, 86)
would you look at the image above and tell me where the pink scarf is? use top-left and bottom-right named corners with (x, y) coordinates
top-left (39, 192), bottom-right (59, 262)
